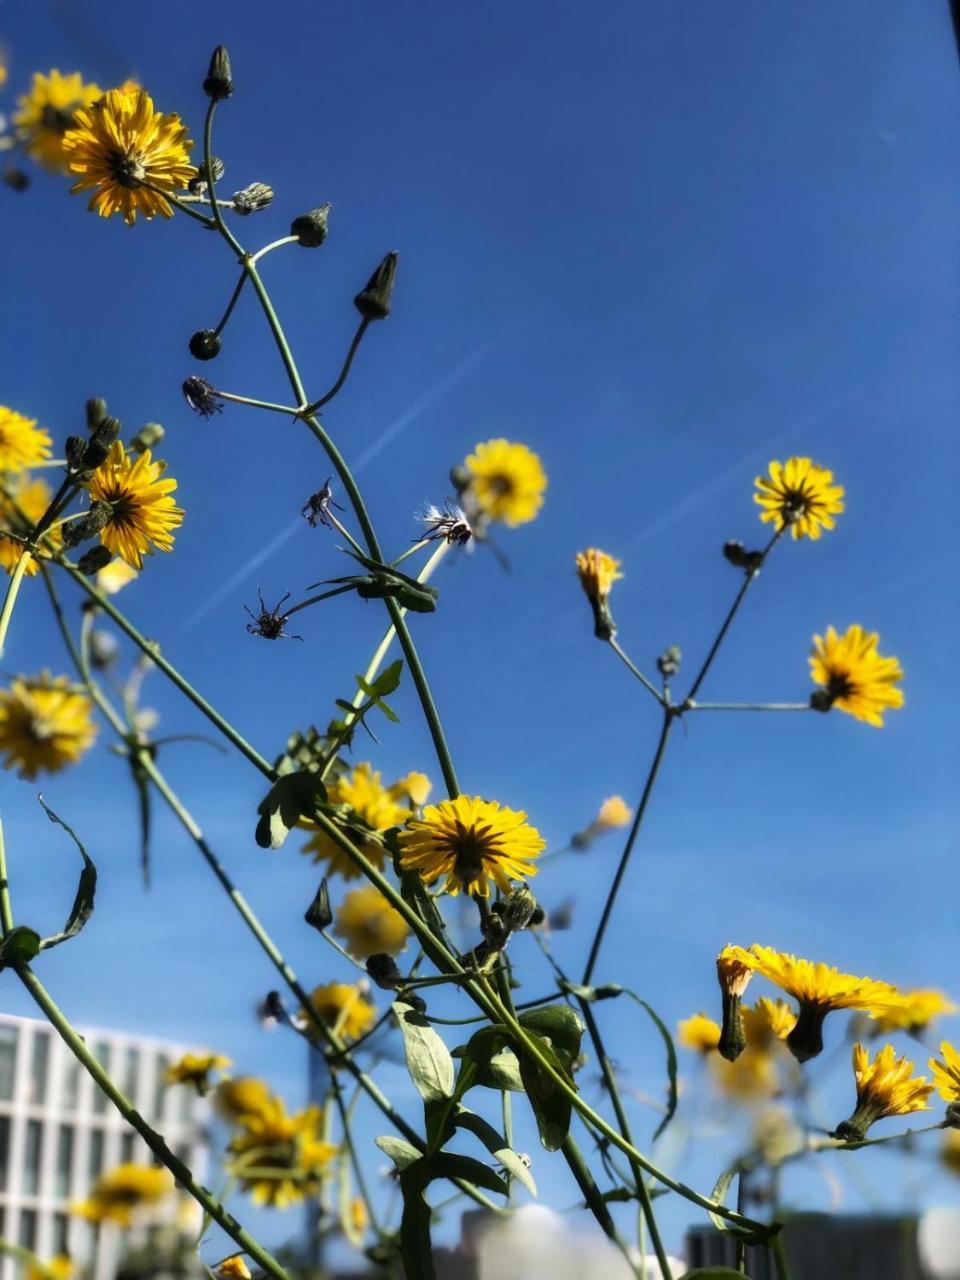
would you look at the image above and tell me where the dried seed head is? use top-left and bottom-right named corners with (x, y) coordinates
top-left (182, 376), bottom-right (224, 419)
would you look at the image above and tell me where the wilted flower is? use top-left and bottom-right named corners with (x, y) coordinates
top-left (183, 376), bottom-right (224, 419)
top-left (716, 945), bottom-right (754, 1061)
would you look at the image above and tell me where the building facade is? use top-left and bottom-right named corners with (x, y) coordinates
top-left (0, 1012), bottom-right (208, 1280)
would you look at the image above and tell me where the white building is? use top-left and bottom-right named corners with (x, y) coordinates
top-left (0, 1012), bottom-right (208, 1280)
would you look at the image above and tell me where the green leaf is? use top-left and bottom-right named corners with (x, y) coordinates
top-left (393, 1001), bottom-right (455, 1104)
top-left (375, 698), bottom-right (400, 723)
top-left (518, 1003), bottom-right (584, 1068)
top-left (518, 1030), bottom-right (575, 1151)
top-left (398, 1163), bottom-right (437, 1280)
top-left (37, 797), bottom-right (97, 951)
top-left (623, 991), bottom-right (678, 1140)
top-left (706, 1168), bottom-right (766, 1243)
top-left (255, 772), bottom-right (325, 849)
top-left (425, 1152), bottom-right (509, 1197)
top-left (0, 926), bottom-right (41, 968)
top-left (375, 1135), bottom-right (422, 1172)
top-left (454, 1109), bottom-right (537, 1195)
top-left (373, 659), bottom-right (404, 696)
top-left (487, 1048), bottom-right (525, 1092)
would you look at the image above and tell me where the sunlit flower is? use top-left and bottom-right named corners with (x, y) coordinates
top-left (390, 771), bottom-right (432, 808)
top-left (95, 558), bottom-right (139, 594)
top-left (14, 69), bottom-right (102, 171)
top-left (0, 406), bottom-right (52, 474)
top-left (215, 1257), bottom-right (251, 1280)
top-left (63, 85), bottom-right (195, 225)
top-left (743, 998), bottom-right (797, 1048)
top-left (0, 475), bottom-right (60, 576)
top-left (164, 1052), bottom-right (231, 1094)
top-left (871, 989), bottom-right (957, 1037)
top-left (25, 1257), bottom-right (75, 1280)
top-left (595, 796), bottom-right (632, 830)
top-left (833, 1043), bottom-right (932, 1142)
top-left (463, 439), bottom-right (546, 526)
top-left (575, 548), bottom-right (623, 601)
top-left (229, 1099), bottom-right (337, 1208)
top-left (214, 1076), bottom-right (274, 1124)
top-left (809, 625), bottom-right (904, 727)
top-left (300, 981), bottom-right (376, 1044)
top-left (0, 672), bottom-right (97, 779)
top-left (732, 944), bottom-right (903, 1062)
top-left (677, 1013), bottom-right (721, 1055)
top-left (399, 794), bottom-right (545, 897)
top-left (84, 441), bottom-right (183, 569)
top-left (929, 1042), bottom-right (960, 1103)
top-left (716, 945), bottom-right (754, 1061)
top-left (71, 1163), bottom-right (174, 1226)
top-left (301, 763), bottom-right (411, 879)
top-left (753, 457), bottom-right (844, 540)
top-left (334, 885), bottom-right (410, 959)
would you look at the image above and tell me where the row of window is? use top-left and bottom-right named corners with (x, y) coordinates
top-left (0, 1026), bottom-right (194, 1123)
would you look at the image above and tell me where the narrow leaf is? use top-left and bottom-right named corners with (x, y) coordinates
top-left (622, 991), bottom-right (678, 1140)
top-left (425, 1152), bottom-right (509, 1197)
top-left (37, 797), bottom-right (97, 951)
top-left (398, 1163), bottom-right (437, 1280)
top-left (455, 1110), bottom-right (537, 1195)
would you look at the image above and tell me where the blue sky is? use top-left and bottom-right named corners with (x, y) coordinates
top-left (1, 0), bottom-right (958, 1266)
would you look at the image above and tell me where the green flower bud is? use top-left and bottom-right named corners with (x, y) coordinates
top-left (291, 204), bottom-right (331, 248)
top-left (354, 251), bottom-right (398, 321)
top-left (82, 417), bottom-right (121, 469)
top-left (657, 645), bottom-right (682, 679)
top-left (86, 398), bottom-right (108, 431)
top-left (304, 879), bottom-right (332, 932)
top-left (189, 329), bottom-right (222, 361)
top-left (809, 689), bottom-right (835, 714)
top-left (76, 545), bottom-right (113, 575)
top-left (130, 423), bottom-right (165, 454)
top-left (65, 436), bottom-right (88, 470)
top-left (203, 45), bottom-right (234, 101)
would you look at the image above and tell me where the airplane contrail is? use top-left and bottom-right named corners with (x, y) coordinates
top-left (178, 340), bottom-right (497, 634)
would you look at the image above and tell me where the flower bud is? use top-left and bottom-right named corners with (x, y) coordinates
top-left (89, 630), bottom-right (119, 670)
top-left (189, 329), bottom-right (222, 361)
top-left (232, 182), bottom-right (274, 215)
top-left (723, 540), bottom-right (763, 574)
top-left (716, 946), bottom-right (753, 1062)
top-left (76, 545), bottom-right (113, 576)
top-left (203, 45), bottom-right (234, 101)
top-left (86, 398), bottom-right (108, 430)
top-left (188, 156), bottom-right (225, 194)
top-left (809, 689), bottom-right (834, 714)
top-left (82, 416), bottom-right (121, 469)
top-left (3, 167), bottom-right (30, 192)
top-left (291, 203), bottom-right (331, 248)
top-left (130, 423), bottom-right (165, 454)
top-left (946, 1102), bottom-right (960, 1130)
top-left (365, 953), bottom-right (402, 990)
top-left (501, 884), bottom-right (538, 933)
top-left (657, 645), bottom-right (682, 679)
top-left (449, 464), bottom-right (471, 493)
top-left (304, 879), bottom-right (332, 932)
top-left (65, 436), bottom-right (88, 470)
top-left (61, 501), bottom-right (112, 547)
top-left (354, 251), bottom-right (398, 321)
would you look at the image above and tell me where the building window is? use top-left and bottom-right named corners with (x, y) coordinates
top-left (153, 1054), bottom-right (171, 1121)
top-left (56, 1124), bottom-right (75, 1199)
top-left (53, 1214), bottom-right (69, 1256)
top-left (88, 1129), bottom-right (105, 1181)
top-left (23, 1120), bottom-right (43, 1196)
top-left (60, 1054), bottom-right (81, 1112)
top-left (0, 1026), bottom-right (17, 1102)
top-left (123, 1046), bottom-right (140, 1106)
top-left (92, 1040), bottom-right (111, 1115)
top-left (0, 1116), bottom-right (10, 1192)
top-left (18, 1210), bottom-right (37, 1250)
top-left (28, 1030), bottom-right (50, 1105)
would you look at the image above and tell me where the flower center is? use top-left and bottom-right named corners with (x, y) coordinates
top-left (109, 148), bottom-right (147, 188)
top-left (453, 823), bottom-right (490, 887)
top-left (489, 473), bottom-right (514, 497)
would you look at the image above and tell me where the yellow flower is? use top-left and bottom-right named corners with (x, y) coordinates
top-left (809, 625), bottom-right (904, 727)
top-left (743, 998), bottom-right (797, 1047)
top-left (753, 457), bottom-right (844, 540)
top-left (301, 763), bottom-right (411, 879)
top-left (390, 770), bottom-right (432, 807)
top-left (929, 1041), bottom-right (960, 1102)
top-left (399, 794), bottom-right (546, 897)
top-left (84, 441), bottom-right (183, 569)
top-left (25, 1257), bottom-right (74, 1280)
top-left (71, 1162), bottom-right (174, 1226)
top-left (941, 1130), bottom-right (960, 1176)
top-left (164, 1052), bottom-right (232, 1093)
top-left (595, 795), bottom-right (632, 830)
top-left (677, 1013), bottom-right (721, 1055)
top-left (300, 981), bottom-right (377, 1044)
top-left (0, 406), bottom-right (52, 474)
top-left (732, 944), bottom-right (903, 1062)
top-left (0, 672), bottom-right (97, 779)
top-left (214, 1076), bottom-right (274, 1124)
top-left (463, 439), bottom-right (546, 526)
top-left (14, 70), bottom-right (102, 172)
top-left (349, 1196), bottom-right (368, 1234)
top-left (229, 1099), bottom-right (337, 1208)
top-left (709, 1048), bottom-right (779, 1102)
top-left (871, 989), bottom-right (957, 1036)
top-left (334, 885), bottom-right (410, 959)
top-left (215, 1257), bottom-right (251, 1280)
top-left (833, 1043), bottom-right (932, 1142)
top-left (575, 548), bottom-right (623, 601)
top-left (63, 85), bottom-right (195, 225)
top-left (0, 475), bottom-right (60, 576)
top-left (96, 558), bottom-right (139, 594)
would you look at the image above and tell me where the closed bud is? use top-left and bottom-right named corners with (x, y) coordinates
top-left (65, 436), bottom-right (88, 470)
top-left (189, 329), bottom-right (222, 361)
top-left (83, 416), bottom-right (121, 469)
top-left (365, 953), bottom-right (402, 990)
top-left (61, 501), bottom-right (112, 547)
top-left (203, 45), bottom-right (234, 101)
top-left (502, 885), bottom-right (538, 933)
top-left (86, 398), bottom-right (108, 430)
top-left (946, 1102), bottom-right (960, 1130)
top-left (723, 539), bottom-right (763, 574)
top-left (76, 545), bottom-right (113, 576)
top-left (188, 155), bottom-right (225, 193)
top-left (304, 879), bottom-right (332, 932)
top-left (89, 630), bottom-right (119, 670)
top-left (3, 168), bottom-right (30, 192)
top-left (290, 203), bottom-right (331, 248)
top-left (354, 251), bottom-right (398, 321)
top-left (232, 182), bottom-right (274, 215)
top-left (657, 645), bottom-right (682, 679)
top-left (449, 464), bottom-right (471, 493)
top-left (809, 689), bottom-right (834, 714)
top-left (130, 423), bottom-right (165, 454)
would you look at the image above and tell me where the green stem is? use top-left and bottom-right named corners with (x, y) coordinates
top-left (608, 638), bottom-right (665, 706)
top-left (771, 1235), bottom-right (793, 1280)
top-left (583, 709), bottom-right (673, 985)
top-left (213, 269), bottom-right (249, 337)
top-left (331, 1073), bottom-right (380, 1235)
top-left (215, 391), bottom-right (302, 416)
top-left (14, 962), bottom-right (292, 1280)
top-left (685, 702), bottom-right (809, 713)
top-left (0, 814), bottom-right (13, 936)
top-left (304, 318), bottom-right (371, 413)
top-left (0, 549), bottom-right (31, 656)
top-left (202, 101), bottom-right (244, 255)
top-left (560, 1133), bottom-right (642, 1277)
top-left (249, 235), bottom-right (299, 265)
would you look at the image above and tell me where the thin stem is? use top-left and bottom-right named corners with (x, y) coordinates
top-left (0, 549), bottom-right (31, 656)
top-left (283, 584), bottom-right (356, 618)
top-left (14, 962), bottom-right (292, 1280)
top-left (202, 101), bottom-right (244, 256)
top-left (331, 1074), bottom-right (380, 1235)
top-left (213, 270), bottom-right (249, 336)
top-left (0, 814), bottom-right (14, 936)
top-left (154, 188), bottom-right (217, 229)
top-left (685, 530), bottom-right (781, 704)
top-left (736, 1173), bottom-right (747, 1274)
top-left (560, 1133), bottom-right (642, 1277)
top-left (583, 710), bottom-right (673, 985)
top-left (608, 638), bottom-right (665, 706)
top-left (60, 562), bottom-right (275, 779)
top-left (215, 390), bottom-right (302, 416)
top-left (686, 702), bottom-right (810, 713)
top-left (305, 319), bottom-right (371, 413)
top-left (249, 235), bottom-right (299, 265)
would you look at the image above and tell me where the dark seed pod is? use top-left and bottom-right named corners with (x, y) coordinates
top-left (189, 329), bottom-right (222, 361)
top-left (203, 45), bottom-right (234, 101)
top-left (290, 204), bottom-right (331, 248)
